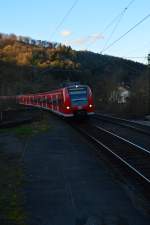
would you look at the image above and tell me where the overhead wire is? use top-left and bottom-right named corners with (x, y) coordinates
top-left (123, 56), bottom-right (147, 59)
top-left (123, 40), bottom-right (150, 56)
top-left (50, 0), bottom-right (79, 40)
top-left (122, 56), bottom-right (148, 65)
top-left (101, 13), bottom-right (150, 53)
top-left (100, 0), bottom-right (135, 53)
top-left (87, 0), bottom-right (135, 48)
top-left (100, 13), bottom-right (125, 53)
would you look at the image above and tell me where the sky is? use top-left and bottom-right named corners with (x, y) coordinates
top-left (0, 0), bottom-right (150, 64)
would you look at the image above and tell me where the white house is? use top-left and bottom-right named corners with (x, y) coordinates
top-left (110, 86), bottom-right (130, 103)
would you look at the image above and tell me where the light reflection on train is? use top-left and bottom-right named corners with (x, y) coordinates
top-left (17, 84), bottom-right (94, 117)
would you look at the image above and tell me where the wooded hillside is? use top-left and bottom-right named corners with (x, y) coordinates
top-left (0, 33), bottom-right (149, 117)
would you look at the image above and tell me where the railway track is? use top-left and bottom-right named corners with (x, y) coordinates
top-left (70, 120), bottom-right (150, 187)
top-left (93, 113), bottom-right (150, 136)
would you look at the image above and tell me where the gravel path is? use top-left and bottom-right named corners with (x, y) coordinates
top-left (23, 115), bottom-right (149, 225)
top-left (0, 114), bottom-right (149, 225)
top-left (91, 118), bottom-right (150, 151)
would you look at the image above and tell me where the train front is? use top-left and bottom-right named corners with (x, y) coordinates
top-left (65, 85), bottom-right (94, 117)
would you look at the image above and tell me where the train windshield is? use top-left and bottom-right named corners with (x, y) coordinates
top-left (68, 87), bottom-right (88, 106)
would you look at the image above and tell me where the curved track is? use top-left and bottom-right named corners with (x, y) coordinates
top-left (94, 113), bottom-right (150, 136)
top-left (70, 120), bottom-right (150, 186)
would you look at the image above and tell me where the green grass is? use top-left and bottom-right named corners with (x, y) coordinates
top-left (13, 125), bottom-right (33, 136)
top-left (0, 151), bottom-right (26, 225)
top-left (0, 113), bottom-right (51, 224)
top-left (0, 113), bottom-right (50, 137)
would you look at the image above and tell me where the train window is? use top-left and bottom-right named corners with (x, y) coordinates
top-left (48, 97), bottom-right (55, 105)
top-left (35, 98), bottom-right (38, 103)
top-left (58, 98), bottom-right (63, 104)
top-left (31, 98), bottom-right (35, 103)
top-left (53, 97), bottom-right (57, 105)
top-left (37, 97), bottom-right (46, 103)
top-left (39, 98), bottom-right (43, 103)
top-left (68, 87), bottom-right (88, 106)
top-left (47, 95), bottom-right (62, 105)
top-left (48, 99), bottom-right (52, 104)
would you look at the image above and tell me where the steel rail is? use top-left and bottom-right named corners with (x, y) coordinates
top-left (94, 113), bottom-right (150, 136)
top-left (72, 122), bottom-right (150, 184)
top-left (96, 125), bottom-right (150, 154)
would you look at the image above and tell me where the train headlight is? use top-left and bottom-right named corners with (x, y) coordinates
top-left (66, 106), bottom-right (70, 109)
top-left (89, 104), bottom-right (93, 108)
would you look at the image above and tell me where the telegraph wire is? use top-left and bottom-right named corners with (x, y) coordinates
top-left (122, 56), bottom-right (147, 64)
top-left (102, 10), bottom-right (126, 33)
top-left (100, 13), bottom-right (125, 53)
top-left (100, 0), bottom-right (135, 53)
top-left (101, 13), bottom-right (150, 53)
top-left (87, 0), bottom-right (135, 48)
top-left (103, 0), bottom-right (135, 33)
top-left (123, 40), bottom-right (150, 56)
top-left (123, 56), bottom-right (147, 59)
top-left (50, 0), bottom-right (79, 40)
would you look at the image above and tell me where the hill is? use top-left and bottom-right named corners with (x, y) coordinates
top-left (0, 33), bottom-right (149, 117)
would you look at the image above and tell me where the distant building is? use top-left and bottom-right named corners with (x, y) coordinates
top-left (110, 86), bottom-right (130, 103)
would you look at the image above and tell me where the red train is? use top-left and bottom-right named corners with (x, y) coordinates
top-left (17, 84), bottom-right (94, 117)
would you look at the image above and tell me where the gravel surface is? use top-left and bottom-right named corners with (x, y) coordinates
top-left (0, 114), bottom-right (149, 225)
top-left (91, 118), bottom-right (150, 151)
top-left (23, 115), bottom-right (149, 225)
top-left (131, 120), bottom-right (150, 127)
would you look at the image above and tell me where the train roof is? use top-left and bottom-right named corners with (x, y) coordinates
top-left (17, 84), bottom-right (90, 97)
top-left (61, 81), bottom-right (80, 87)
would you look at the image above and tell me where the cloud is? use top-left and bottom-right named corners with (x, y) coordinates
top-left (89, 33), bottom-right (104, 42)
top-left (65, 37), bottom-right (90, 46)
top-left (64, 33), bottom-right (104, 46)
top-left (72, 37), bottom-right (89, 45)
top-left (60, 30), bottom-right (72, 37)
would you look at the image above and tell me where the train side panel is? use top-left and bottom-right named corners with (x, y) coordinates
top-left (17, 85), bottom-right (94, 117)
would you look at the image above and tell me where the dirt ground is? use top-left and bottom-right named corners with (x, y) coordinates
top-left (0, 113), bottom-right (149, 225)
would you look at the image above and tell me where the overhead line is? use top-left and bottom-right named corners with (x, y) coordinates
top-left (50, 0), bottom-right (79, 40)
top-left (87, 0), bottom-right (135, 48)
top-left (103, 0), bottom-right (135, 33)
top-left (123, 56), bottom-right (147, 59)
top-left (124, 40), bottom-right (150, 55)
top-left (100, 13), bottom-right (125, 53)
top-left (101, 13), bottom-right (150, 53)
top-left (126, 0), bottom-right (136, 9)
top-left (100, 0), bottom-right (135, 53)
